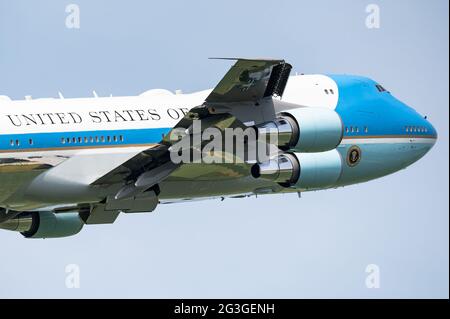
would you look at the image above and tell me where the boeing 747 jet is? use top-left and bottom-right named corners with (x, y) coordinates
top-left (0, 58), bottom-right (437, 238)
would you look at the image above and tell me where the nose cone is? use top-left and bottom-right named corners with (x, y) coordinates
top-left (423, 116), bottom-right (438, 149)
top-left (426, 118), bottom-right (438, 141)
top-left (406, 116), bottom-right (438, 165)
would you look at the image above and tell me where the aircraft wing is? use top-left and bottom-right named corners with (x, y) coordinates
top-left (90, 114), bottom-right (250, 196)
top-left (85, 58), bottom-right (290, 220)
top-left (206, 58), bottom-right (292, 104)
top-left (92, 58), bottom-right (291, 189)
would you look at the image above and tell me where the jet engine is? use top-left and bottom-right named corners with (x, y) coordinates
top-left (257, 107), bottom-right (343, 153)
top-left (0, 211), bottom-right (84, 239)
top-left (251, 149), bottom-right (343, 190)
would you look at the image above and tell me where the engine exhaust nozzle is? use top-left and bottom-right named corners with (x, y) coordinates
top-left (251, 153), bottom-right (300, 186)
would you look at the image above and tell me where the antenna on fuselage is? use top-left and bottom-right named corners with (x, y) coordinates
top-left (93, 90), bottom-right (99, 98)
top-left (58, 92), bottom-right (65, 99)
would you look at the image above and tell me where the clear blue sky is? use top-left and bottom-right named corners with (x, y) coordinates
top-left (0, 0), bottom-right (448, 298)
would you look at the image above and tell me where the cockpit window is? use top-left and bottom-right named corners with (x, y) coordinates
top-left (375, 84), bottom-right (387, 92)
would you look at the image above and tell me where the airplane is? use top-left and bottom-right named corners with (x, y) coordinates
top-left (0, 58), bottom-right (437, 239)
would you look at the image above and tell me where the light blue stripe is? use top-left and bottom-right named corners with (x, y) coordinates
top-left (0, 128), bottom-right (172, 151)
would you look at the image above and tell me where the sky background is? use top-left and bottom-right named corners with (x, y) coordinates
top-left (0, 0), bottom-right (448, 298)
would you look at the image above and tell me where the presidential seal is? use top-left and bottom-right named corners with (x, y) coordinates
top-left (347, 146), bottom-right (362, 167)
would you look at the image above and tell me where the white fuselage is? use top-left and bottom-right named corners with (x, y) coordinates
top-left (0, 75), bottom-right (437, 211)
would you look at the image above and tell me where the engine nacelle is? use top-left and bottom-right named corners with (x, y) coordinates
top-left (0, 211), bottom-right (84, 239)
top-left (251, 149), bottom-right (343, 190)
top-left (257, 107), bottom-right (343, 153)
top-left (292, 150), bottom-right (343, 190)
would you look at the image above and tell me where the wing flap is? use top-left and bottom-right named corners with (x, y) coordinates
top-left (206, 58), bottom-right (292, 104)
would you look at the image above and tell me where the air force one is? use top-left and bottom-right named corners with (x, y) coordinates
top-left (0, 59), bottom-right (437, 238)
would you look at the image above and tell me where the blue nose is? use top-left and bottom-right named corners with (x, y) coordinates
top-left (425, 118), bottom-right (438, 140)
top-left (425, 118), bottom-right (437, 152)
top-left (406, 116), bottom-right (438, 164)
top-left (427, 118), bottom-right (438, 149)
top-left (419, 115), bottom-right (438, 144)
